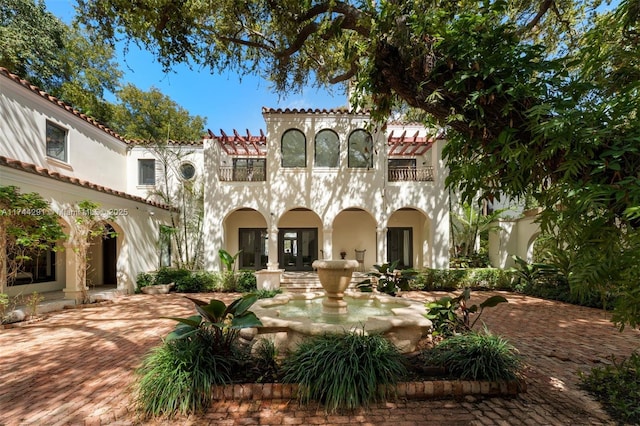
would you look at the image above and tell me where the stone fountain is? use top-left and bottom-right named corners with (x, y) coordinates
top-left (249, 260), bottom-right (432, 354)
top-left (312, 259), bottom-right (360, 315)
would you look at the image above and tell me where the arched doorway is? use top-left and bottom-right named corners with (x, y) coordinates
top-left (102, 224), bottom-right (117, 285)
top-left (278, 208), bottom-right (322, 271)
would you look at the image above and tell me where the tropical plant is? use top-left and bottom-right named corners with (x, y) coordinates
top-left (450, 201), bottom-right (505, 260)
top-left (218, 249), bottom-right (241, 273)
top-left (0, 186), bottom-right (66, 292)
top-left (579, 352), bottom-right (640, 425)
top-left (135, 327), bottom-right (233, 418)
top-left (236, 270), bottom-right (257, 293)
top-left (509, 255), bottom-right (561, 291)
top-left (282, 330), bottom-right (406, 413)
top-left (425, 288), bottom-right (507, 336)
top-left (357, 260), bottom-right (417, 296)
top-left (425, 329), bottom-right (522, 382)
top-left (166, 294), bottom-right (262, 353)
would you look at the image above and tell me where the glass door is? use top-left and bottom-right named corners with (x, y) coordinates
top-left (238, 229), bottom-right (268, 269)
top-left (278, 228), bottom-right (318, 271)
top-left (387, 227), bottom-right (413, 268)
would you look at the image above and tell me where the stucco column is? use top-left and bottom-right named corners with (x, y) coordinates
top-left (322, 226), bottom-right (333, 260)
top-left (62, 241), bottom-right (84, 302)
top-left (376, 227), bottom-right (387, 265)
top-left (266, 226), bottom-right (279, 270)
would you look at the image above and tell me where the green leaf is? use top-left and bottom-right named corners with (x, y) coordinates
top-left (480, 295), bottom-right (508, 308)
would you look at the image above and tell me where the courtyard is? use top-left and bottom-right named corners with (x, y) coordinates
top-left (0, 290), bottom-right (638, 425)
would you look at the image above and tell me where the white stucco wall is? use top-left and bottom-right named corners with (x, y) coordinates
top-left (0, 75), bottom-right (129, 192)
top-left (0, 167), bottom-right (173, 297)
top-left (488, 214), bottom-right (541, 268)
top-left (203, 110), bottom-right (450, 271)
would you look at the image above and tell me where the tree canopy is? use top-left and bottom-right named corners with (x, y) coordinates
top-left (76, 0), bottom-right (640, 328)
top-left (110, 84), bottom-right (206, 141)
top-left (1, 0), bottom-right (206, 140)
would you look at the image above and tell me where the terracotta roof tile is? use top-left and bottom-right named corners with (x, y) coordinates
top-left (262, 107), bottom-right (370, 115)
top-left (0, 67), bottom-right (129, 144)
top-left (0, 155), bottom-right (174, 211)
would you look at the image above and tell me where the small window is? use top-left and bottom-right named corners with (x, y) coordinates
top-left (348, 129), bottom-right (373, 168)
top-left (314, 129), bottom-right (340, 167)
top-left (281, 129), bottom-right (306, 168)
top-left (46, 121), bottom-right (67, 162)
top-left (179, 162), bottom-right (196, 180)
top-left (138, 159), bottom-right (156, 185)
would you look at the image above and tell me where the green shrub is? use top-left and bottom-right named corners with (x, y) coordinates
top-left (135, 328), bottom-right (233, 418)
top-left (579, 353), bottom-right (640, 425)
top-left (155, 267), bottom-right (191, 286)
top-left (282, 331), bottom-right (407, 412)
top-left (236, 270), bottom-right (257, 293)
top-left (172, 271), bottom-right (219, 293)
top-left (135, 272), bottom-right (155, 293)
top-left (416, 268), bottom-right (514, 291)
top-left (425, 330), bottom-right (522, 381)
top-left (255, 288), bottom-right (282, 299)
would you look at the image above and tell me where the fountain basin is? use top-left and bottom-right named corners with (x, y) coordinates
top-left (250, 291), bottom-right (432, 354)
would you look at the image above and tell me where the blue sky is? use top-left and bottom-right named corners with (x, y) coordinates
top-left (44, 0), bottom-right (347, 133)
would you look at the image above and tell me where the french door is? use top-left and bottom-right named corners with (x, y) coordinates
top-left (238, 229), bottom-right (268, 270)
top-left (387, 227), bottom-right (413, 268)
top-left (278, 228), bottom-right (318, 271)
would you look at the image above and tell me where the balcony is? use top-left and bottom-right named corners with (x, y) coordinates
top-left (388, 166), bottom-right (434, 182)
top-left (218, 166), bottom-right (266, 182)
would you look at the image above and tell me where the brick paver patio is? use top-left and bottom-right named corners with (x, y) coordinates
top-left (0, 291), bottom-right (638, 425)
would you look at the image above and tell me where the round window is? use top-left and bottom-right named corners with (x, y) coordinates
top-left (179, 162), bottom-right (196, 180)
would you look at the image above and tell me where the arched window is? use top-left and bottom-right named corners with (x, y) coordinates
top-left (314, 129), bottom-right (340, 167)
top-left (348, 129), bottom-right (373, 168)
top-left (281, 129), bottom-right (306, 167)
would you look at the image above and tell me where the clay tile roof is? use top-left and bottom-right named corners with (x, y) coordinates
top-left (128, 139), bottom-right (204, 146)
top-left (0, 155), bottom-right (175, 211)
top-left (261, 107), bottom-right (370, 116)
top-left (0, 67), bottom-right (129, 144)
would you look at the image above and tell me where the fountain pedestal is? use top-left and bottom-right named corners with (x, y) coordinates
top-left (312, 259), bottom-right (360, 315)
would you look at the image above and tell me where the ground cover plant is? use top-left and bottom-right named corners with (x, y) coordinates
top-left (579, 353), bottom-right (640, 425)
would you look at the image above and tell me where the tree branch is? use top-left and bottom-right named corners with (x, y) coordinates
top-left (524, 0), bottom-right (553, 31)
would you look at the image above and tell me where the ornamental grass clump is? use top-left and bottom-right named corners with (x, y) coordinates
top-left (282, 330), bottom-right (407, 413)
top-left (426, 329), bottom-right (522, 382)
top-left (135, 329), bottom-right (232, 418)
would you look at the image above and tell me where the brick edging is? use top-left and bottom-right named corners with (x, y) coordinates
top-left (211, 379), bottom-right (526, 401)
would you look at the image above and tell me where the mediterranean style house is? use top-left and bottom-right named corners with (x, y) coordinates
top-left (0, 66), bottom-right (538, 299)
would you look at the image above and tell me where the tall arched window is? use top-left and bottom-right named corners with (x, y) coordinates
top-left (281, 129), bottom-right (306, 167)
top-left (348, 129), bottom-right (373, 168)
top-left (314, 129), bottom-right (340, 167)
